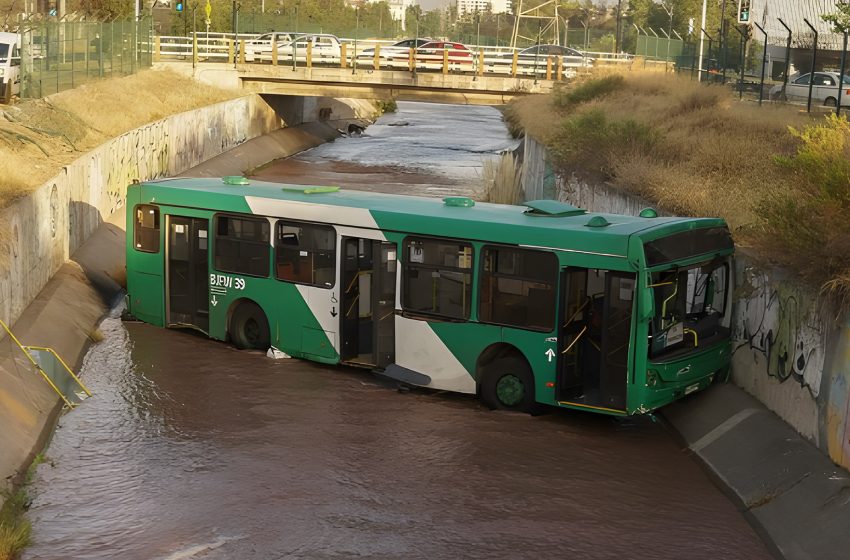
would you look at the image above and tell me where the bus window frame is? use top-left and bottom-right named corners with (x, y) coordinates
top-left (273, 219), bottom-right (337, 290)
top-left (477, 244), bottom-right (558, 333)
top-left (400, 235), bottom-right (474, 323)
top-left (133, 204), bottom-right (161, 253)
top-left (212, 212), bottom-right (272, 279)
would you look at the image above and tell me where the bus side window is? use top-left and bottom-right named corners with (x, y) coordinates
top-left (402, 237), bottom-right (472, 320)
top-left (275, 221), bottom-right (336, 288)
top-left (214, 215), bottom-right (271, 277)
top-left (478, 246), bottom-right (557, 331)
top-left (134, 205), bottom-right (160, 253)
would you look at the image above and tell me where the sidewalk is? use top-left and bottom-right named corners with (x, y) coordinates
top-left (663, 383), bottom-right (850, 560)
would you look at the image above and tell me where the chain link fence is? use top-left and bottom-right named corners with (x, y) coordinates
top-left (19, 21), bottom-right (153, 99)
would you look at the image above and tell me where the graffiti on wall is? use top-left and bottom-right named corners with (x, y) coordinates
top-left (733, 267), bottom-right (826, 397)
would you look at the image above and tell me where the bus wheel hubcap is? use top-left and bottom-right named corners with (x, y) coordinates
top-left (245, 319), bottom-right (259, 344)
top-left (496, 375), bottom-right (524, 406)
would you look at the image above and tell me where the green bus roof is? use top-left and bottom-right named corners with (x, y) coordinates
top-left (136, 178), bottom-right (729, 260)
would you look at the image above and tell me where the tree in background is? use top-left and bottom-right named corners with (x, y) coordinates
top-left (1, 0), bottom-right (22, 30)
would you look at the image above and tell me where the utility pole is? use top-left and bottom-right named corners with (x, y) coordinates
top-left (615, 0), bottom-right (622, 53)
top-left (697, 0), bottom-right (707, 82)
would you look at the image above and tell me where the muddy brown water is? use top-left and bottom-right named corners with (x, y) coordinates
top-left (25, 316), bottom-right (771, 560)
top-left (25, 102), bottom-right (771, 559)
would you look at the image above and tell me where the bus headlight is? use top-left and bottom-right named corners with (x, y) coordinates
top-left (646, 370), bottom-right (658, 387)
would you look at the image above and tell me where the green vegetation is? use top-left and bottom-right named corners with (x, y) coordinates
top-left (374, 99), bottom-right (398, 115)
top-left (0, 454), bottom-right (47, 560)
top-left (554, 74), bottom-right (624, 107)
top-left (507, 71), bottom-right (850, 295)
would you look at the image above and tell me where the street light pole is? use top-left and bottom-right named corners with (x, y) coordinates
top-left (615, 0), bottom-right (622, 53)
top-left (697, 0), bottom-right (707, 82)
top-left (352, 7), bottom-right (358, 75)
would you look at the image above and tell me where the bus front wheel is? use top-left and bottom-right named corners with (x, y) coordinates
top-left (480, 356), bottom-right (536, 413)
top-left (230, 302), bottom-right (271, 350)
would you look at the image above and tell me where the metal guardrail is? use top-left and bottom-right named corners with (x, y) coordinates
top-left (0, 319), bottom-right (92, 409)
top-left (155, 35), bottom-right (632, 80)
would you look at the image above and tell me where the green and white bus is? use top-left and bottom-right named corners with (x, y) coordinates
top-left (126, 177), bottom-right (734, 416)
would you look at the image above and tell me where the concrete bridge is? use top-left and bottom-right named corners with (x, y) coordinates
top-left (154, 35), bottom-right (630, 105)
top-left (161, 62), bottom-right (551, 105)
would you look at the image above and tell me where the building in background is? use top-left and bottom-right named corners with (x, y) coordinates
top-left (744, 0), bottom-right (848, 81)
top-left (457, 0), bottom-right (510, 17)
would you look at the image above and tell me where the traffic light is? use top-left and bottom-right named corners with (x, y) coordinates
top-left (175, 1), bottom-right (184, 11)
top-left (737, 0), bottom-right (750, 24)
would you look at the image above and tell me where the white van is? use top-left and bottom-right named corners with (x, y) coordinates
top-left (0, 32), bottom-right (21, 101)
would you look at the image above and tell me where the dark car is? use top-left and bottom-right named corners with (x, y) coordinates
top-left (513, 44), bottom-right (584, 58)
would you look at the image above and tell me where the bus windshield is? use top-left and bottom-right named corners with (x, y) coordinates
top-left (648, 259), bottom-right (729, 359)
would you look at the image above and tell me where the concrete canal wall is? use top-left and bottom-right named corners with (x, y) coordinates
top-left (0, 92), bottom-right (378, 497)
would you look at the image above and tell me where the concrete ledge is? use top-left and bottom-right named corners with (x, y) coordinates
top-left (664, 383), bottom-right (850, 560)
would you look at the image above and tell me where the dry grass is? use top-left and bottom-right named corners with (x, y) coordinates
top-left (507, 70), bottom-right (850, 290)
top-left (0, 489), bottom-right (31, 560)
top-left (0, 68), bottom-right (240, 209)
top-left (480, 152), bottom-right (523, 204)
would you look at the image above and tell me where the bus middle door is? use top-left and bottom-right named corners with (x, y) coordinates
top-left (340, 237), bottom-right (396, 369)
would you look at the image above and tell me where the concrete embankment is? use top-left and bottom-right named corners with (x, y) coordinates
top-left (0, 92), bottom-right (378, 501)
top-left (519, 134), bottom-right (850, 559)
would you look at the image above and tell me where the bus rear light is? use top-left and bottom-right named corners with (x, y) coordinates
top-left (545, 382), bottom-right (555, 388)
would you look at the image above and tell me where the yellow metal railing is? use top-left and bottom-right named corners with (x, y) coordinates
top-left (0, 319), bottom-right (92, 409)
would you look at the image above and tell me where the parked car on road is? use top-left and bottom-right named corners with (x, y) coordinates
top-left (489, 44), bottom-right (590, 76)
top-left (0, 32), bottom-right (21, 100)
top-left (410, 41), bottom-right (474, 68)
top-left (357, 38), bottom-right (430, 61)
top-left (769, 71), bottom-right (850, 107)
top-left (242, 31), bottom-right (296, 62)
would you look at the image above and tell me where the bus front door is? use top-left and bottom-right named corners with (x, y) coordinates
top-left (167, 216), bottom-right (209, 332)
top-left (557, 269), bottom-right (633, 412)
top-left (340, 238), bottom-right (396, 368)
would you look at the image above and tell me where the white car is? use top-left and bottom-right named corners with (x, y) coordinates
top-left (356, 38), bottom-right (430, 61)
top-left (242, 31), bottom-right (296, 62)
top-left (770, 71), bottom-right (850, 107)
top-left (278, 33), bottom-right (342, 64)
top-left (0, 32), bottom-right (21, 100)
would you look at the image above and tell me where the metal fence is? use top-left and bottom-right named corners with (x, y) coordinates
top-left (635, 31), bottom-right (684, 62)
top-left (19, 21), bottom-right (153, 99)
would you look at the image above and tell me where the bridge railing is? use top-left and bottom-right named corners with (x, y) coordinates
top-left (153, 34), bottom-right (634, 80)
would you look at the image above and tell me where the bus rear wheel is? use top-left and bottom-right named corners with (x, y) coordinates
top-left (480, 356), bottom-right (536, 413)
top-left (230, 302), bottom-right (270, 350)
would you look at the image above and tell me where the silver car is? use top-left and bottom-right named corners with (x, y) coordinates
top-left (770, 71), bottom-right (850, 107)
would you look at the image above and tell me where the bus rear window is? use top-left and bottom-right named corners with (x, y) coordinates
top-left (403, 237), bottom-right (472, 320)
top-left (275, 220), bottom-right (336, 288)
top-left (479, 246), bottom-right (557, 331)
top-left (134, 205), bottom-right (160, 253)
top-left (214, 215), bottom-right (270, 277)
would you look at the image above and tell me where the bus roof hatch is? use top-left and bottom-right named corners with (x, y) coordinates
top-left (524, 200), bottom-right (586, 217)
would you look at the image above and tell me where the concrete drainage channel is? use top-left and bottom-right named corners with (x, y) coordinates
top-left (3, 95), bottom-right (850, 559)
top-left (0, 93), bottom-right (379, 508)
